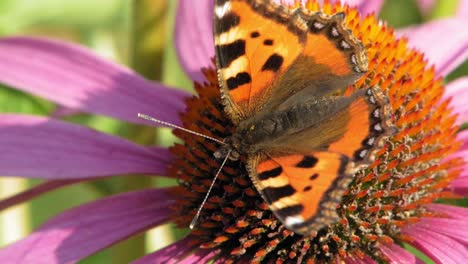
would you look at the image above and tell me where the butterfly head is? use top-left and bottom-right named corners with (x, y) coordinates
top-left (213, 135), bottom-right (243, 161)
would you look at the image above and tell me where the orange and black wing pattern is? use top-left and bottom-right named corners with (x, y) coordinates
top-left (214, 0), bottom-right (306, 123)
top-left (214, 0), bottom-right (367, 123)
top-left (247, 86), bottom-right (394, 235)
top-left (248, 151), bottom-right (352, 235)
top-left (263, 86), bottom-right (394, 168)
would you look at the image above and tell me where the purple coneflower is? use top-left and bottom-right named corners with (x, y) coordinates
top-left (0, 0), bottom-right (467, 263)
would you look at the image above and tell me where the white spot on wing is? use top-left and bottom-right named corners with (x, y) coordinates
top-left (331, 27), bottom-right (339, 37)
top-left (341, 40), bottom-right (350, 49)
top-left (351, 54), bottom-right (357, 65)
top-left (374, 123), bottom-right (382, 132)
top-left (359, 149), bottom-right (368, 158)
top-left (314, 22), bottom-right (324, 29)
top-left (285, 215), bottom-right (304, 227)
top-left (373, 109), bottom-right (380, 118)
top-left (215, 1), bottom-right (231, 18)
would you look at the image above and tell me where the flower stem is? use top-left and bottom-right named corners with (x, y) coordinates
top-left (109, 1), bottom-right (169, 263)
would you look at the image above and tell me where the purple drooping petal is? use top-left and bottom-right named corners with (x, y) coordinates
top-left (0, 114), bottom-right (172, 179)
top-left (178, 250), bottom-right (217, 264)
top-left (411, 218), bottom-right (468, 246)
top-left (449, 153), bottom-right (468, 195)
top-left (397, 18), bottom-right (468, 77)
top-left (0, 37), bottom-right (190, 126)
top-left (0, 188), bottom-right (175, 264)
top-left (449, 174), bottom-right (468, 195)
top-left (342, 0), bottom-right (384, 16)
top-left (175, 0), bottom-right (215, 83)
top-left (131, 236), bottom-right (197, 264)
top-left (379, 242), bottom-right (423, 264)
top-left (426, 203), bottom-right (468, 220)
top-left (446, 126), bottom-right (468, 194)
top-left (51, 106), bottom-right (81, 118)
top-left (450, 180), bottom-right (468, 195)
top-left (404, 226), bottom-right (468, 264)
top-left (0, 180), bottom-right (81, 211)
top-left (444, 77), bottom-right (468, 125)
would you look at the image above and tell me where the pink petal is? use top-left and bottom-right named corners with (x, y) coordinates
top-left (0, 180), bottom-right (81, 211)
top-left (404, 226), bottom-right (468, 264)
top-left (456, 129), bottom-right (468, 150)
top-left (131, 236), bottom-right (197, 264)
top-left (178, 250), bottom-right (217, 264)
top-left (444, 77), bottom-right (468, 124)
top-left (344, 255), bottom-right (377, 264)
top-left (51, 106), bottom-right (81, 118)
top-left (411, 218), bottom-right (468, 246)
top-left (175, 0), bottom-right (215, 83)
top-left (447, 164), bottom-right (468, 196)
top-left (397, 18), bottom-right (468, 77)
top-left (426, 204), bottom-right (468, 220)
top-left (450, 181), bottom-right (468, 195)
top-left (0, 188), bottom-right (175, 264)
top-left (343, 0), bottom-right (384, 16)
top-left (446, 142), bottom-right (468, 194)
top-left (379, 242), bottom-right (422, 264)
top-left (0, 37), bottom-right (189, 126)
top-left (458, 0), bottom-right (468, 17)
top-left (0, 114), bottom-right (172, 179)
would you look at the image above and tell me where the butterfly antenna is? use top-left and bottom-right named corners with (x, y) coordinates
top-left (137, 113), bottom-right (225, 145)
top-left (189, 150), bottom-right (232, 229)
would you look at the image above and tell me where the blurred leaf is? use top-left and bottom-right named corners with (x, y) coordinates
top-left (28, 179), bottom-right (112, 264)
top-left (404, 243), bottom-right (435, 264)
top-left (380, 0), bottom-right (422, 28)
top-left (0, 0), bottom-right (124, 32)
top-left (0, 85), bottom-right (53, 114)
top-left (430, 0), bottom-right (458, 19)
top-left (447, 61), bottom-right (468, 82)
top-left (161, 0), bottom-right (192, 90)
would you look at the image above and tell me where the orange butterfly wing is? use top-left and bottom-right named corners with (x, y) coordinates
top-left (214, 0), bottom-right (306, 123)
top-left (248, 87), bottom-right (394, 235)
top-left (249, 151), bottom-right (351, 235)
top-left (214, 0), bottom-right (367, 122)
top-left (213, 0), bottom-right (394, 236)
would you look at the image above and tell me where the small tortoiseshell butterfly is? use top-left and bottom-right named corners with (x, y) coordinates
top-left (213, 0), bottom-right (394, 235)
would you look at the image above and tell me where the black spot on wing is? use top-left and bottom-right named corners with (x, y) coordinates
top-left (274, 204), bottom-right (304, 217)
top-left (250, 31), bottom-right (260, 38)
top-left (216, 39), bottom-right (246, 69)
top-left (262, 185), bottom-right (296, 204)
top-left (303, 186), bottom-right (312, 192)
top-left (263, 39), bottom-right (274, 46)
top-left (226, 72), bottom-right (251, 90)
top-left (296, 156), bottom-right (318, 168)
top-left (258, 166), bottom-right (283, 180)
top-left (216, 12), bottom-right (240, 34)
top-left (309, 173), bottom-right (319, 180)
top-left (261, 53), bottom-right (284, 72)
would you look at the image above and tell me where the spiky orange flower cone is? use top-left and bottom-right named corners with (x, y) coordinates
top-left (169, 1), bottom-right (464, 263)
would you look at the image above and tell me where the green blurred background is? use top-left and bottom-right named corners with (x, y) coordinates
top-left (0, 0), bottom-right (465, 263)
